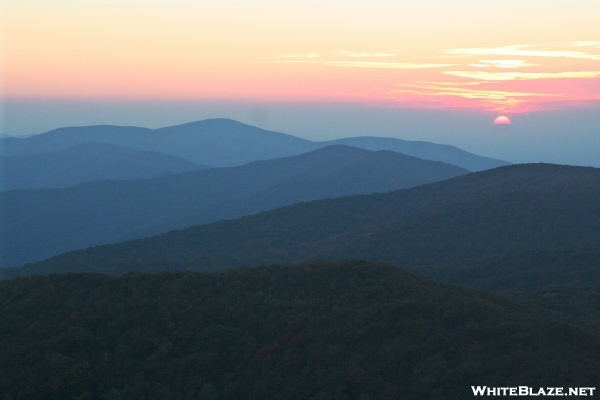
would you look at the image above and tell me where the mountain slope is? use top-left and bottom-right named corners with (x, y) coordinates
top-left (422, 248), bottom-right (600, 292)
top-left (6, 163), bottom-right (599, 276)
top-left (0, 146), bottom-right (468, 267)
top-left (418, 248), bottom-right (600, 332)
top-left (1, 261), bottom-right (598, 399)
top-left (1, 142), bottom-right (207, 190)
top-left (1, 125), bottom-right (152, 156)
top-left (329, 136), bottom-right (507, 171)
top-left (0, 119), bottom-right (317, 166)
top-left (1, 118), bottom-right (508, 170)
top-left (316, 179), bottom-right (600, 266)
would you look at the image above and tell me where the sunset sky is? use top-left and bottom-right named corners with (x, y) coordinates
top-left (2, 0), bottom-right (600, 165)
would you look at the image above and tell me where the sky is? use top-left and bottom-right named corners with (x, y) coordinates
top-left (2, 0), bottom-right (600, 165)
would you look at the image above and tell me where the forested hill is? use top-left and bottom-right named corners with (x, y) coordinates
top-left (1, 261), bottom-right (599, 399)
top-left (422, 248), bottom-right (600, 292)
top-left (418, 248), bottom-right (600, 333)
top-left (0, 145), bottom-right (468, 267)
top-left (5, 163), bottom-right (599, 278)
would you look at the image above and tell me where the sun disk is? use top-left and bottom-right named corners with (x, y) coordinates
top-left (494, 116), bottom-right (511, 125)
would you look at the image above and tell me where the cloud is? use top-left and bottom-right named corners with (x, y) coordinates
top-left (414, 81), bottom-right (485, 87)
top-left (444, 70), bottom-right (600, 81)
top-left (255, 43), bottom-right (600, 113)
top-left (384, 82), bottom-right (556, 111)
top-left (476, 60), bottom-right (539, 69)
top-left (568, 41), bottom-right (600, 48)
top-left (390, 82), bottom-right (551, 101)
top-left (445, 45), bottom-right (600, 61)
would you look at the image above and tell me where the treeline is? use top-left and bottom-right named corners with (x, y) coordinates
top-left (1, 261), bottom-right (599, 400)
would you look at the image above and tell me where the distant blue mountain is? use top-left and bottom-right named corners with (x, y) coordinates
top-left (1, 118), bottom-right (508, 171)
top-left (0, 145), bottom-right (468, 267)
top-left (1, 142), bottom-right (207, 191)
top-left (327, 137), bottom-right (506, 173)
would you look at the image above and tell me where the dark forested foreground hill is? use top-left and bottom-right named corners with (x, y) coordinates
top-left (0, 146), bottom-right (468, 267)
top-left (0, 118), bottom-right (508, 171)
top-left (422, 248), bottom-right (600, 292)
top-left (1, 261), bottom-right (599, 400)
top-left (6, 163), bottom-right (599, 277)
top-left (0, 142), bottom-right (207, 190)
top-left (419, 249), bottom-right (600, 332)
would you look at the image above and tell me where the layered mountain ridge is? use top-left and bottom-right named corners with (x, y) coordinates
top-left (1, 118), bottom-right (508, 172)
top-left (4, 163), bottom-right (598, 277)
top-left (1, 142), bottom-right (207, 190)
top-left (1, 145), bottom-right (468, 267)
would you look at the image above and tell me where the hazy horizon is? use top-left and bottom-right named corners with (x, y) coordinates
top-left (3, 0), bottom-right (599, 166)
top-left (2, 100), bottom-right (599, 167)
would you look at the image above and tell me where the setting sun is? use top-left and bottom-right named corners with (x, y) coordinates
top-left (494, 116), bottom-right (511, 124)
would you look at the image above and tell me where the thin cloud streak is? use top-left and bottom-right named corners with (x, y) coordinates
top-left (390, 83), bottom-right (552, 101)
top-left (384, 82), bottom-right (557, 112)
top-left (444, 70), bottom-right (600, 81)
top-left (477, 60), bottom-right (539, 69)
top-left (445, 45), bottom-right (600, 60)
top-left (569, 41), bottom-right (600, 48)
top-left (254, 43), bottom-right (600, 112)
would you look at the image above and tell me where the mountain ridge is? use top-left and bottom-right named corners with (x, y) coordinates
top-left (0, 145), bottom-right (469, 267)
top-left (1, 118), bottom-right (508, 171)
top-left (1, 142), bottom-right (207, 190)
top-left (4, 163), bottom-right (598, 276)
